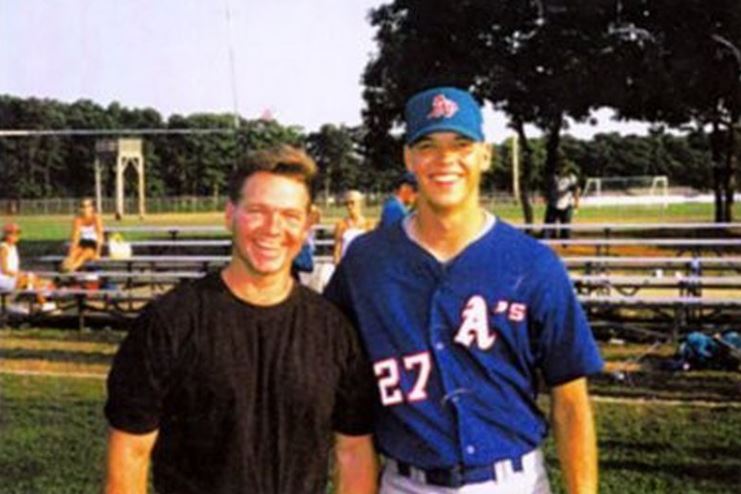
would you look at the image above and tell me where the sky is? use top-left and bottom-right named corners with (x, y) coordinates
top-left (0, 0), bottom-right (649, 140)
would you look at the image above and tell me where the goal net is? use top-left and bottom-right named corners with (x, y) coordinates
top-left (581, 175), bottom-right (669, 207)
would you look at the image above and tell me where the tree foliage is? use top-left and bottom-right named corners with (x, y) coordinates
top-left (0, 91), bottom-right (735, 208)
top-left (0, 95), bottom-right (304, 200)
top-left (306, 124), bottom-right (366, 199)
top-left (362, 0), bottom-right (741, 221)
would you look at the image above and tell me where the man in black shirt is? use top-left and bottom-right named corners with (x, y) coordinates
top-left (104, 146), bottom-right (378, 494)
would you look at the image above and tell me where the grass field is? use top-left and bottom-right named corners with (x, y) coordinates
top-left (2, 201), bottom-right (740, 242)
top-left (1, 330), bottom-right (740, 493)
top-left (1, 203), bottom-right (739, 492)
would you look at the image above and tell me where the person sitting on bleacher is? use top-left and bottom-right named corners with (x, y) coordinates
top-left (0, 222), bottom-right (56, 311)
top-left (62, 197), bottom-right (104, 272)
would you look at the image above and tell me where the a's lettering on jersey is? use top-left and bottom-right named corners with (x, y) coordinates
top-left (489, 299), bottom-right (528, 322)
top-left (494, 300), bottom-right (509, 314)
top-left (454, 295), bottom-right (496, 350)
top-left (454, 297), bottom-right (529, 351)
top-left (508, 303), bottom-right (527, 322)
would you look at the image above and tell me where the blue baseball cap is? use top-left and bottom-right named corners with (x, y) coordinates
top-left (404, 86), bottom-right (485, 144)
top-left (394, 171), bottom-right (417, 190)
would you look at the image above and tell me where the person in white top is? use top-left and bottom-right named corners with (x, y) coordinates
top-left (333, 190), bottom-right (374, 265)
top-left (543, 155), bottom-right (580, 240)
top-left (62, 197), bottom-right (105, 272)
top-left (0, 222), bottom-right (55, 310)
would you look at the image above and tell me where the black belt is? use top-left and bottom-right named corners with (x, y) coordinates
top-left (392, 456), bottom-right (525, 488)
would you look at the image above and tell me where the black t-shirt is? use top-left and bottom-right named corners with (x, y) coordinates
top-left (105, 273), bottom-right (375, 494)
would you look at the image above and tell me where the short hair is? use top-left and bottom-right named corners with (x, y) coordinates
top-left (2, 222), bottom-right (21, 240)
top-left (343, 190), bottom-right (364, 203)
top-left (227, 145), bottom-right (318, 204)
top-left (393, 172), bottom-right (417, 191)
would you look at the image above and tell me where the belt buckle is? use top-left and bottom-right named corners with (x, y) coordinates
top-left (426, 464), bottom-right (464, 488)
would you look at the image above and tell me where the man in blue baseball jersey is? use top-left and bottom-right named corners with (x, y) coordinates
top-left (379, 172), bottom-right (418, 228)
top-left (325, 87), bottom-right (603, 493)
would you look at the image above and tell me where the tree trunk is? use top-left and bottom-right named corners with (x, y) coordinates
top-left (543, 115), bottom-right (564, 201)
top-left (710, 121), bottom-right (728, 223)
top-left (513, 120), bottom-right (534, 228)
top-left (723, 114), bottom-right (737, 222)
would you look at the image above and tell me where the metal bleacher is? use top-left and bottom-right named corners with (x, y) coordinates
top-left (1, 221), bottom-right (739, 336)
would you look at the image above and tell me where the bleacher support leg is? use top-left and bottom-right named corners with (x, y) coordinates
top-left (1, 293), bottom-right (9, 328)
top-left (76, 294), bottom-right (86, 332)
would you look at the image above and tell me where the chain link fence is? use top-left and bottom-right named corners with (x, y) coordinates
top-left (1, 196), bottom-right (228, 215)
top-left (1, 192), bottom-right (521, 216)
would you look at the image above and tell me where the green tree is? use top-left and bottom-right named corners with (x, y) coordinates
top-left (362, 0), bottom-right (611, 223)
top-left (602, 0), bottom-right (741, 221)
top-left (306, 124), bottom-right (364, 200)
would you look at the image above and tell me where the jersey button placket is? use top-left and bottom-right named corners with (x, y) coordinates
top-left (431, 276), bottom-right (473, 464)
top-left (428, 283), bottom-right (456, 407)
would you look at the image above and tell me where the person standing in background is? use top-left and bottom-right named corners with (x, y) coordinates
top-left (379, 172), bottom-right (417, 229)
top-left (543, 154), bottom-right (580, 240)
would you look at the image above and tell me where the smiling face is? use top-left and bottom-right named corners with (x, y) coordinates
top-left (226, 171), bottom-right (310, 278)
top-left (404, 131), bottom-right (491, 215)
top-left (79, 199), bottom-right (95, 219)
top-left (344, 193), bottom-right (363, 220)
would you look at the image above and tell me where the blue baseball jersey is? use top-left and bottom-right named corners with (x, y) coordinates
top-left (379, 196), bottom-right (408, 229)
top-left (324, 217), bottom-right (603, 470)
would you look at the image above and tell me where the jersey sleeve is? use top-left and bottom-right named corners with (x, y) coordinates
top-left (104, 304), bottom-right (182, 434)
top-left (532, 258), bottom-right (604, 386)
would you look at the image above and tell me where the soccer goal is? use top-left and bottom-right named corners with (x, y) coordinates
top-left (581, 175), bottom-right (669, 207)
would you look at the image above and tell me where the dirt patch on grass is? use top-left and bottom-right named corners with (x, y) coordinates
top-left (0, 358), bottom-right (109, 376)
top-left (601, 342), bottom-right (676, 360)
top-left (603, 361), bottom-right (644, 373)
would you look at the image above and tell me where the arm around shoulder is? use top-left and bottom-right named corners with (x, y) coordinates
top-left (104, 426), bottom-right (159, 494)
top-left (550, 377), bottom-right (598, 494)
top-left (333, 432), bottom-right (378, 494)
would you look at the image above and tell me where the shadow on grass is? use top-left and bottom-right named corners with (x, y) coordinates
top-left (600, 458), bottom-right (741, 484)
top-left (591, 370), bottom-right (741, 402)
top-left (0, 348), bottom-right (113, 366)
top-left (1, 328), bottom-right (126, 344)
top-left (601, 439), bottom-right (741, 460)
top-left (599, 439), bottom-right (669, 454)
top-left (0, 458), bottom-right (45, 482)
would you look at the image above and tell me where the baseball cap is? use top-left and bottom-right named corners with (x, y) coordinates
top-left (404, 86), bottom-right (485, 144)
top-left (3, 223), bottom-right (21, 235)
top-left (394, 171), bottom-right (418, 189)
